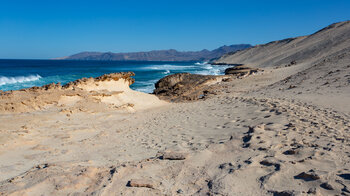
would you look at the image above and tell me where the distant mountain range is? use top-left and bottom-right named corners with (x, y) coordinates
top-left (59, 44), bottom-right (251, 61)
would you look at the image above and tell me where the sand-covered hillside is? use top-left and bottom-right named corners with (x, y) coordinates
top-left (215, 21), bottom-right (350, 68)
top-left (215, 20), bottom-right (350, 113)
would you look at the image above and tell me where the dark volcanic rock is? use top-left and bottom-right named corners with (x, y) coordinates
top-left (154, 73), bottom-right (226, 102)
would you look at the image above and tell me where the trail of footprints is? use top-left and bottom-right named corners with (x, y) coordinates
top-left (114, 95), bottom-right (350, 195)
top-left (111, 95), bottom-right (350, 195)
top-left (216, 96), bottom-right (350, 195)
top-left (1, 92), bottom-right (350, 195)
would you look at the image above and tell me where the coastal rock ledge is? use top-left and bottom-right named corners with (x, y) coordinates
top-left (0, 72), bottom-right (165, 113)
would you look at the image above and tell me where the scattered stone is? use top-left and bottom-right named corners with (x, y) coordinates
top-left (307, 187), bottom-right (317, 194)
top-left (161, 151), bottom-right (188, 160)
top-left (260, 160), bottom-right (281, 171)
top-left (288, 85), bottom-right (297, 89)
top-left (258, 147), bottom-right (267, 151)
top-left (177, 189), bottom-right (183, 194)
top-left (242, 126), bottom-right (254, 148)
top-left (294, 172), bottom-right (320, 181)
top-left (244, 160), bottom-right (252, 164)
top-left (260, 160), bottom-right (274, 166)
top-left (36, 163), bottom-right (49, 169)
top-left (283, 149), bottom-right (297, 155)
top-left (285, 61), bottom-right (297, 67)
top-left (222, 77), bottom-right (233, 82)
top-left (219, 163), bottom-right (233, 169)
top-left (127, 179), bottom-right (154, 189)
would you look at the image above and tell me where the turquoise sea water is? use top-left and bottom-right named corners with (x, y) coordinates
top-left (0, 60), bottom-right (230, 93)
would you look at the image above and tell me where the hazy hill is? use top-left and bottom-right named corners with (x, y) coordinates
top-left (61, 44), bottom-right (251, 61)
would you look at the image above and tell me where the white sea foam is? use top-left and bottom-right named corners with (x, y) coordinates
top-left (132, 78), bottom-right (160, 93)
top-left (194, 61), bottom-right (209, 66)
top-left (0, 75), bottom-right (42, 86)
top-left (194, 62), bottom-right (230, 76)
top-left (141, 64), bottom-right (196, 71)
top-left (133, 85), bottom-right (155, 93)
top-left (163, 70), bottom-right (171, 74)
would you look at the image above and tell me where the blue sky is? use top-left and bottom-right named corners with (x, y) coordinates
top-left (0, 0), bottom-right (349, 59)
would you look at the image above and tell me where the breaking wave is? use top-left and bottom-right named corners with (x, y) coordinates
top-left (141, 64), bottom-right (196, 71)
top-left (195, 61), bottom-right (209, 66)
top-left (163, 70), bottom-right (171, 74)
top-left (0, 61), bottom-right (231, 93)
top-left (0, 75), bottom-right (42, 86)
top-left (194, 62), bottom-right (230, 76)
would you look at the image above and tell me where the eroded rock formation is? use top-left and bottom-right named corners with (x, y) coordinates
top-left (0, 72), bottom-right (164, 113)
top-left (154, 73), bottom-right (229, 102)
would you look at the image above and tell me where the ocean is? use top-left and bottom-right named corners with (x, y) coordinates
top-left (0, 60), bottom-right (230, 93)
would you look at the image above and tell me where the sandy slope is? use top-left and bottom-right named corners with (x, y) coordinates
top-left (1, 21), bottom-right (350, 195)
top-left (215, 21), bottom-right (350, 69)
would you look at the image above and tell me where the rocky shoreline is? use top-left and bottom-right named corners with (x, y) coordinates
top-left (0, 21), bottom-right (349, 195)
top-left (0, 72), bottom-right (165, 113)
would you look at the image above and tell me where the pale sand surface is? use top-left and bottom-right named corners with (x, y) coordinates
top-left (1, 21), bottom-right (350, 195)
top-left (0, 61), bottom-right (349, 195)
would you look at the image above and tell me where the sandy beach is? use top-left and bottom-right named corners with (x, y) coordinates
top-left (1, 21), bottom-right (350, 195)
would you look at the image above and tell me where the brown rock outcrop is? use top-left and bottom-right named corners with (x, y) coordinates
top-left (154, 73), bottom-right (228, 102)
top-left (224, 65), bottom-right (259, 76)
